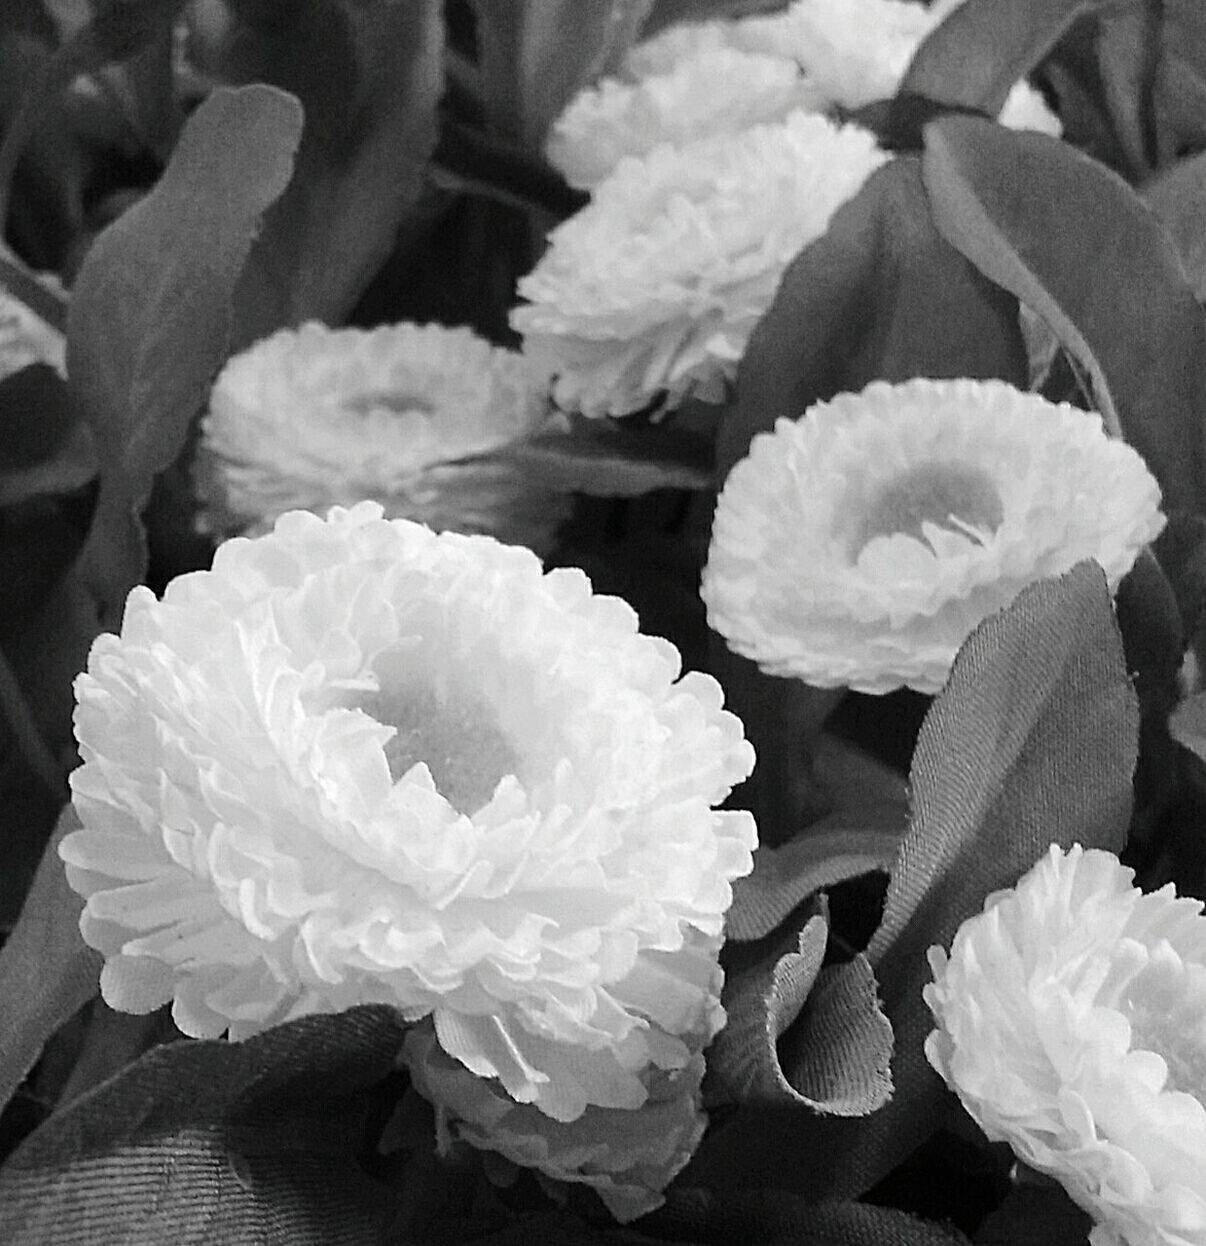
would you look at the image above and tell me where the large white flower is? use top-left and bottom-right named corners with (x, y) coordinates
top-left (625, 0), bottom-right (1060, 137)
top-left (702, 378), bottom-right (1164, 695)
top-left (545, 46), bottom-right (825, 190)
top-left (514, 110), bottom-right (886, 418)
top-left (60, 502), bottom-right (756, 1215)
top-left (194, 321), bottom-right (567, 553)
top-left (925, 845), bottom-right (1206, 1246)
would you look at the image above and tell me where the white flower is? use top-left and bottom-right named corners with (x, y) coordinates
top-left (513, 110), bottom-right (886, 418)
top-left (0, 283), bottom-right (65, 380)
top-left (60, 502), bottom-right (756, 1216)
top-left (626, 0), bottom-right (1060, 136)
top-left (925, 845), bottom-right (1206, 1246)
top-left (545, 46), bottom-right (825, 190)
top-left (194, 321), bottom-right (567, 553)
top-left (702, 378), bottom-right (1164, 695)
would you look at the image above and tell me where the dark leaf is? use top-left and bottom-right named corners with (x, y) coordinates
top-left (0, 1006), bottom-right (409, 1245)
top-left (899, 0), bottom-right (1097, 120)
top-left (65, 82), bottom-right (301, 627)
top-left (1170, 689), bottom-right (1206, 763)
top-left (474, 0), bottom-right (655, 150)
top-left (974, 1182), bottom-right (1092, 1246)
top-left (686, 563), bottom-right (1137, 1199)
top-left (922, 115), bottom-right (1206, 515)
top-left (719, 156), bottom-right (1026, 480)
top-left (506, 421), bottom-right (714, 497)
top-left (1153, 512), bottom-right (1206, 643)
top-left (0, 806), bottom-right (100, 1119)
top-left (222, 0), bottom-right (444, 344)
top-left (643, 1188), bottom-right (971, 1245)
top-left (1143, 150), bottom-right (1206, 301)
top-left (0, 364), bottom-right (96, 505)
top-left (727, 809), bottom-right (903, 942)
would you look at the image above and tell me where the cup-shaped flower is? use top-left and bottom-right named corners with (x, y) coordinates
top-left (60, 503), bottom-right (757, 1217)
top-left (624, 0), bottom-right (1059, 136)
top-left (545, 46), bottom-right (825, 190)
top-left (193, 321), bottom-right (567, 554)
top-left (925, 845), bottom-right (1206, 1246)
top-left (513, 111), bottom-right (886, 418)
top-left (702, 378), bottom-right (1164, 695)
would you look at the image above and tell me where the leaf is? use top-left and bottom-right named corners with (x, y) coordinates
top-left (899, 0), bottom-right (1097, 120)
top-left (506, 421), bottom-right (714, 497)
top-left (0, 364), bottom-right (96, 505)
top-left (685, 562), bottom-right (1137, 1200)
top-left (0, 0), bottom-right (184, 228)
top-left (643, 1188), bottom-right (971, 1245)
top-left (719, 156), bottom-right (1026, 480)
top-left (921, 115), bottom-right (1206, 516)
top-left (1153, 512), bottom-right (1206, 642)
top-left (727, 809), bottom-right (904, 942)
top-left (65, 82), bottom-right (301, 627)
top-left (0, 1006), bottom-right (409, 1245)
top-left (1170, 689), bottom-right (1206, 763)
top-left (974, 1182), bottom-right (1092, 1246)
top-left (1143, 150), bottom-right (1206, 301)
top-left (221, 0), bottom-right (444, 344)
top-left (0, 805), bottom-right (100, 1119)
top-left (474, 0), bottom-right (656, 151)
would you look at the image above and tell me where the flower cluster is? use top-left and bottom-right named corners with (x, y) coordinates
top-left (702, 378), bottom-right (1164, 694)
top-left (194, 321), bottom-right (567, 553)
top-left (514, 111), bottom-right (886, 417)
top-left (62, 502), bottom-right (757, 1217)
top-left (926, 845), bottom-right (1206, 1246)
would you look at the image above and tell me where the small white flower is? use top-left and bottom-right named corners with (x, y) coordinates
top-left (627, 0), bottom-right (1060, 136)
top-left (0, 283), bottom-right (65, 380)
top-left (926, 845), bottom-right (1206, 1246)
top-left (514, 110), bottom-right (886, 418)
top-left (194, 321), bottom-right (566, 553)
top-left (61, 502), bottom-right (756, 1215)
top-left (546, 46), bottom-right (825, 190)
top-left (702, 378), bottom-right (1164, 694)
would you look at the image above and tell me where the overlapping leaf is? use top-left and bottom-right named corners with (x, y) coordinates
top-left (922, 115), bottom-right (1206, 516)
top-left (686, 563), bottom-right (1137, 1199)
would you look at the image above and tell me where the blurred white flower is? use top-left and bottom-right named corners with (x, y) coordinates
top-left (61, 502), bottom-right (756, 1215)
top-left (194, 321), bottom-right (567, 554)
top-left (514, 111), bottom-right (886, 417)
top-left (702, 378), bottom-right (1164, 694)
top-left (546, 46), bottom-right (825, 190)
top-left (626, 0), bottom-right (1060, 136)
top-left (926, 845), bottom-right (1206, 1246)
top-left (0, 283), bottom-right (65, 380)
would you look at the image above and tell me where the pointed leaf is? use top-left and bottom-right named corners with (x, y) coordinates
top-left (63, 81), bottom-right (300, 635)
top-left (922, 115), bottom-right (1206, 515)
top-left (506, 421), bottom-right (713, 497)
top-left (0, 1006), bottom-right (409, 1245)
top-left (727, 809), bottom-right (904, 942)
top-left (899, 0), bottom-right (1098, 119)
top-left (0, 805), bottom-right (100, 1118)
top-left (223, 0), bottom-right (444, 343)
top-left (1143, 150), bottom-right (1206, 301)
top-left (720, 156), bottom-right (1026, 480)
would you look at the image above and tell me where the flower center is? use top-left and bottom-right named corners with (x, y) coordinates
top-left (358, 672), bottom-right (523, 815)
top-left (851, 461), bottom-right (1004, 558)
top-left (344, 391), bottom-right (437, 418)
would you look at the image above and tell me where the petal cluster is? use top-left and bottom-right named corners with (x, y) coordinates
top-left (513, 111), bottom-right (886, 417)
top-left (194, 321), bottom-right (567, 553)
top-left (925, 845), bottom-right (1206, 1246)
top-left (62, 502), bottom-right (756, 1214)
top-left (702, 378), bottom-right (1164, 694)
